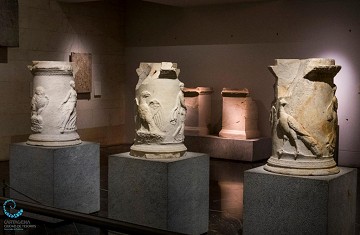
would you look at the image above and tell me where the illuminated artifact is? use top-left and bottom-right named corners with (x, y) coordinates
top-left (183, 87), bottom-right (213, 136)
top-left (27, 61), bottom-right (81, 146)
top-left (264, 58), bottom-right (340, 175)
top-left (219, 88), bottom-right (260, 139)
top-left (130, 62), bottom-right (187, 158)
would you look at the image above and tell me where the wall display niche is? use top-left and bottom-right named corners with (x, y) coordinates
top-left (130, 62), bottom-right (187, 159)
top-left (27, 61), bottom-right (81, 146)
top-left (264, 58), bottom-right (341, 176)
top-left (219, 88), bottom-right (260, 139)
top-left (183, 87), bottom-right (213, 136)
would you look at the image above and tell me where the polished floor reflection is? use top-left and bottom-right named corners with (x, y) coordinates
top-left (0, 145), bottom-right (358, 235)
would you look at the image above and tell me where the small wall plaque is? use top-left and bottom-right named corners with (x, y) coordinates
top-left (70, 52), bottom-right (92, 93)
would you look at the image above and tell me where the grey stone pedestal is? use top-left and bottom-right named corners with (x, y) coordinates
top-left (10, 142), bottom-right (100, 218)
top-left (243, 166), bottom-right (357, 235)
top-left (108, 152), bottom-right (209, 235)
top-left (184, 135), bottom-right (271, 161)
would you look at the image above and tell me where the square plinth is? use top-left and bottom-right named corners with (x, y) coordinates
top-left (10, 142), bottom-right (100, 215)
top-left (108, 152), bottom-right (209, 235)
top-left (243, 166), bottom-right (357, 235)
top-left (184, 135), bottom-right (271, 161)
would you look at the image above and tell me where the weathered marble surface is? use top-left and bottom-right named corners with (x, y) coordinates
top-left (183, 87), bottom-right (213, 136)
top-left (219, 88), bottom-right (260, 139)
top-left (27, 61), bottom-right (81, 146)
top-left (130, 62), bottom-right (187, 159)
top-left (264, 58), bottom-right (341, 175)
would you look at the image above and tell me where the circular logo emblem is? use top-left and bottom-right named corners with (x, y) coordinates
top-left (3, 199), bottom-right (23, 219)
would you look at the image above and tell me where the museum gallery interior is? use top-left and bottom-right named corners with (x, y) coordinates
top-left (0, 0), bottom-right (359, 234)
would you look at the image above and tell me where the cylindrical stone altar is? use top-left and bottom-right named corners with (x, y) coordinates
top-left (183, 87), bottom-right (213, 136)
top-left (219, 88), bottom-right (260, 139)
top-left (27, 61), bottom-right (81, 146)
top-left (264, 58), bottom-right (341, 175)
top-left (130, 62), bottom-right (187, 159)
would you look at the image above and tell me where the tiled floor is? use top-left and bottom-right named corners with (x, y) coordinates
top-left (0, 145), bottom-right (359, 235)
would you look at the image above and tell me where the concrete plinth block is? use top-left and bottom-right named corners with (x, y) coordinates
top-left (243, 166), bottom-right (357, 235)
top-left (184, 135), bottom-right (271, 161)
top-left (108, 152), bottom-right (209, 235)
top-left (10, 142), bottom-right (100, 216)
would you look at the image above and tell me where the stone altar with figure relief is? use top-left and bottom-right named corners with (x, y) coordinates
top-left (264, 58), bottom-right (341, 175)
top-left (130, 62), bottom-right (187, 159)
top-left (27, 61), bottom-right (81, 147)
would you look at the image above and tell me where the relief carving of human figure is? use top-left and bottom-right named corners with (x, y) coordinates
top-left (31, 86), bottom-right (49, 132)
top-left (171, 82), bottom-right (187, 141)
top-left (326, 86), bottom-right (338, 157)
top-left (58, 81), bottom-right (77, 133)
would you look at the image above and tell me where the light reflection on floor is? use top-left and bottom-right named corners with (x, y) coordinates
top-left (208, 158), bottom-right (265, 234)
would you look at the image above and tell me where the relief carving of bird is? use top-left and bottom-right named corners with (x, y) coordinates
top-left (277, 98), bottom-right (322, 159)
top-left (136, 90), bottom-right (164, 135)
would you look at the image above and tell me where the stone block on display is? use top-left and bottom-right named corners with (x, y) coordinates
top-left (219, 88), bottom-right (260, 140)
top-left (9, 142), bottom-right (100, 218)
top-left (243, 166), bottom-right (357, 235)
top-left (183, 87), bottom-right (213, 136)
top-left (108, 152), bottom-right (209, 235)
top-left (184, 135), bottom-right (271, 162)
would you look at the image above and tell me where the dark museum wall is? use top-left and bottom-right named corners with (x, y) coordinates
top-left (0, 0), bottom-right (126, 160)
top-left (124, 0), bottom-right (360, 166)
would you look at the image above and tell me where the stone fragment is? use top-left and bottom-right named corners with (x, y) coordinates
top-left (70, 52), bottom-right (92, 93)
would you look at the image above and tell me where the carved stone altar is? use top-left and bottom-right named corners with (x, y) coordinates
top-left (264, 58), bottom-right (341, 175)
top-left (27, 61), bottom-right (81, 146)
top-left (183, 87), bottom-right (213, 136)
top-left (130, 62), bottom-right (187, 159)
top-left (219, 88), bottom-right (260, 139)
